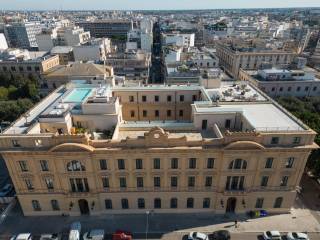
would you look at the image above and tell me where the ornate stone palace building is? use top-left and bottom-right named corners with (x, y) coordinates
top-left (0, 81), bottom-right (317, 216)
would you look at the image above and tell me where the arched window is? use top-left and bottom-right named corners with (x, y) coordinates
top-left (154, 198), bottom-right (161, 209)
top-left (228, 159), bottom-right (247, 169)
top-left (273, 197), bottom-right (283, 208)
top-left (67, 160), bottom-right (85, 171)
top-left (170, 198), bottom-right (178, 208)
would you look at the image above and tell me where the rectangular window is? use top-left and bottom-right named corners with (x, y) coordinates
top-left (142, 96), bottom-right (147, 102)
top-left (155, 110), bottom-right (159, 117)
top-left (130, 110), bottom-right (135, 117)
top-left (260, 176), bottom-right (269, 187)
top-left (167, 95), bottom-right (172, 102)
top-left (179, 110), bottom-right (184, 117)
top-left (265, 158), bottom-right (273, 168)
top-left (51, 200), bottom-right (60, 211)
top-left (154, 176), bottom-right (160, 187)
top-left (45, 178), bottom-right (54, 190)
top-left (205, 176), bottom-right (212, 187)
top-left (121, 198), bottom-right (129, 209)
top-left (167, 110), bottom-right (172, 117)
top-left (225, 119), bottom-right (231, 129)
top-left (102, 177), bottom-right (109, 188)
top-left (99, 159), bottom-right (107, 170)
top-left (120, 177), bottom-right (127, 188)
top-left (40, 160), bottom-right (49, 171)
top-left (207, 158), bottom-right (215, 169)
top-left (19, 161), bottom-right (28, 172)
top-left (280, 176), bottom-right (289, 187)
top-left (154, 158), bottom-right (160, 169)
top-left (171, 176), bottom-right (178, 187)
top-left (138, 198), bottom-right (145, 209)
top-left (129, 96), bottom-right (134, 102)
top-left (231, 176), bottom-right (239, 190)
top-left (285, 157), bottom-right (294, 168)
top-left (192, 95), bottom-right (197, 101)
top-left (171, 158), bottom-right (178, 169)
top-left (32, 200), bottom-right (41, 211)
top-left (118, 159), bottom-right (125, 170)
top-left (271, 137), bottom-right (279, 144)
top-left (137, 177), bottom-right (144, 188)
top-left (292, 137), bottom-right (301, 144)
top-left (71, 178), bottom-right (89, 192)
top-left (143, 110), bottom-right (147, 117)
top-left (136, 159), bottom-right (143, 169)
top-left (255, 198), bottom-right (264, 208)
top-left (188, 176), bottom-right (195, 187)
top-left (225, 176), bottom-right (231, 190)
top-left (203, 198), bottom-right (210, 208)
top-left (25, 179), bottom-right (34, 190)
top-left (239, 176), bottom-right (245, 190)
top-left (155, 95), bottom-right (159, 102)
top-left (105, 199), bottom-right (112, 209)
top-left (189, 158), bottom-right (197, 169)
top-left (179, 95), bottom-right (184, 102)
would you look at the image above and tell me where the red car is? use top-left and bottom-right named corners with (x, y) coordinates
top-left (112, 230), bottom-right (132, 240)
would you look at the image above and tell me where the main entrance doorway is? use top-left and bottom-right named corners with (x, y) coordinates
top-left (226, 197), bottom-right (237, 213)
top-left (78, 199), bottom-right (90, 215)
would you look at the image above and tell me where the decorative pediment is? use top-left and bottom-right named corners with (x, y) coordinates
top-left (49, 143), bottom-right (94, 152)
top-left (144, 127), bottom-right (169, 141)
top-left (224, 141), bottom-right (265, 150)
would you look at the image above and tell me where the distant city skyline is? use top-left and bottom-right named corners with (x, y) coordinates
top-left (1, 0), bottom-right (320, 11)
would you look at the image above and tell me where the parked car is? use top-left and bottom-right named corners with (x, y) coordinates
top-left (0, 183), bottom-right (13, 197)
top-left (68, 222), bottom-right (81, 240)
top-left (211, 230), bottom-right (230, 240)
top-left (112, 231), bottom-right (132, 240)
top-left (286, 232), bottom-right (310, 240)
top-left (83, 229), bottom-right (104, 240)
top-left (262, 231), bottom-right (281, 240)
top-left (188, 232), bottom-right (208, 240)
top-left (10, 233), bottom-right (32, 240)
top-left (39, 234), bottom-right (59, 240)
top-left (114, 230), bottom-right (132, 236)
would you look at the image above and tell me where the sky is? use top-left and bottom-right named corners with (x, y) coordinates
top-left (0, 0), bottom-right (320, 11)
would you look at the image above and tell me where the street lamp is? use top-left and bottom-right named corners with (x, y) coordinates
top-left (145, 210), bottom-right (153, 240)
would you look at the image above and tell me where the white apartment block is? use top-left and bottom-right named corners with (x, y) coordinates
top-left (164, 33), bottom-right (195, 48)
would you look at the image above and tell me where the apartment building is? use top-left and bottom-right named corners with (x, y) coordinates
top-left (105, 50), bottom-right (151, 81)
top-left (0, 81), bottom-right (317, 216)
top-left (36, 27), bottom-right (91, 52)
top-left (216, 42), bottom-right (297, 78)
top-left (73, 38), bottom-right (112, 62)
top-left (76, 20), bottom-right (133, 38)
top-left (239, 67), bottom-right (320, 98)
top-left (163, 33), bottom-right (195, 48)
top-left (4, 22), bottom-right (42, 50)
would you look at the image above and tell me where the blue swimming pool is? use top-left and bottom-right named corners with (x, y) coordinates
top-left (64, 88), bottom-right (92, 103)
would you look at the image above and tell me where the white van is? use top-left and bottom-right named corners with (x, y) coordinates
top-left (68, 222), bottom-right (81, 240)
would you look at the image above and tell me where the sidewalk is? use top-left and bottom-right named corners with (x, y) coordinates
top-left (0, 204), bottom-right (319, 236)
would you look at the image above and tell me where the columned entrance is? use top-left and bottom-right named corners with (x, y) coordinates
top-left (226, 197), bottom-right (237, 213)
top-left (78, 199), bottom-right (90, 215)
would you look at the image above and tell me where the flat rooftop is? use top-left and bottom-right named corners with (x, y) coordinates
top-left (118, 121), bottom-right (217, 140)
top-left (194, 103), bottom-right (305, 131)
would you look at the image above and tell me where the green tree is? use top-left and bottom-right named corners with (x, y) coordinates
top-left (0, 87), bottom-right (8, 100)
